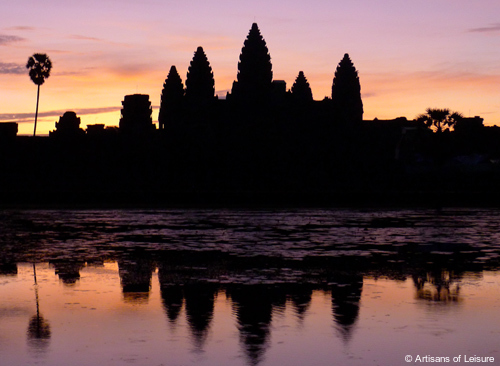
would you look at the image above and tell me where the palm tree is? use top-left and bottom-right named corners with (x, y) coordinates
top-left (416, 108), bottom-right (463, 133)
top-left (26, 53), bottom-right (52, 136)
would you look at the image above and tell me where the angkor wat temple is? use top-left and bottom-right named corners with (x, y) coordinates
top-left (1, 23), bottom-right (500, 206)
top-left (156, 23), bottom-right (363, 132)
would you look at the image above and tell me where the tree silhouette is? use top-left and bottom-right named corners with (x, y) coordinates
top-left (158, 65), bottom-right (184, 130)
top-left (331, 53), bottom-right (363, 123)
top-left (291, 71), bottom-right (313, 102)
top-left (26, 53), bottom-right (52, 136)
top-left (232, 23), bottom-right (273, 101)
top-left (185, 47), bottom-right (215, 104)
top-left (416, 108), bottom-right (464, 133)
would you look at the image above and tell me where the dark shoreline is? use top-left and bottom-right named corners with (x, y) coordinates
top-left (3, 188), bottom-right (500, 210)
top-left (3, 117), bottom-right (500, 210)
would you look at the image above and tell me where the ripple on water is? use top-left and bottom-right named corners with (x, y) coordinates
top-left (0, 208), bottom-right (500, 266)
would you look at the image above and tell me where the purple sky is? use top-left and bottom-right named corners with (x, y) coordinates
top-left (1, 0), bottom-right (500, 134)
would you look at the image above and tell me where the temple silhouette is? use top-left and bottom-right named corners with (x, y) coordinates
top-left (1, 23), bottom-right (500, 206)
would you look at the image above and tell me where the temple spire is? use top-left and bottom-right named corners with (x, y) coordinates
top-left (331, 53), bottom-right (363, 122)
top-left (231, 23), bottom-right (273, 102)
top-left (158, 65), bottom-right (184, 130)
top-left (185, 46), bottom-right (215, 104)
top-left (291, 71), bottom-right (313, 102)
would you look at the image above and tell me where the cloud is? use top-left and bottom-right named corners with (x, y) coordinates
top-left (0, 34), bottom-right (25, 45)
top-left (4, 26), bottom-right (36, 31)
top-left (0, 62), bottom-right (25, 74)
top-left (73, 106), bottom-right (123, 115)
top-left (0, 106), bottom-right (122, 122)
top-left (45, 49), bottom-right (73, 55)
top-left (417, 70), bottom-right (500, 87)
top-left (468, 23), bottom-right (500, 33)
top-left (70, 35), bottom-right (103, 42)
top-left (364, 69), bottom-right (500, 89)
top-left (69, 34), bottom-right (133, 48)
top-left (104, 61), bottom-right (163, 78)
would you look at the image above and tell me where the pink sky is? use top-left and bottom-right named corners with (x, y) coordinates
top-left (1, 0), bottom-right (500, 135)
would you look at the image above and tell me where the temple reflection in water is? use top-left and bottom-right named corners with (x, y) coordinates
top-left (0, 254), bottom-right (494, 366)
top-left (7, 258), bottom-right (472, 364)
top-left (0, 208), bottom-right (499, 365)
top-left (153, 260), bottom-right (366, 364)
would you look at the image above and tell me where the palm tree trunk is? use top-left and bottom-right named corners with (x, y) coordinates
top-left (33, 84), bottom-right (40, 137)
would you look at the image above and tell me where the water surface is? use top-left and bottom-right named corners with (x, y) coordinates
top-left (1, 208), bottom-right (499, 365)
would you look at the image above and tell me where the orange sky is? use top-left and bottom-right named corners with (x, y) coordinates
top-left (1, 0), bottom-right (500, 135)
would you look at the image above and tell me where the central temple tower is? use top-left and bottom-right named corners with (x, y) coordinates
top-left (230, 23), bottom-right (273, 103)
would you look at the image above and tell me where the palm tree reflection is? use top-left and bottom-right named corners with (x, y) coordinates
top-left (413, 270), bottom-right (462, 303)
top-left (27, 263), bottom-right (51, 354)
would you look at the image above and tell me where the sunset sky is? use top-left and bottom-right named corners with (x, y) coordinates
top-left (1, 0), bottom-right (500, 135)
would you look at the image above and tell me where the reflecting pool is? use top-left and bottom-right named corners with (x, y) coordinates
top-left (1, 208), bottom-right (500, 366)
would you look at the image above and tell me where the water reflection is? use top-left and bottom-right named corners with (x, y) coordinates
top-left (160, 284), bottom-right (184, 324)
top-left (156, 278), bottom-right (365, 364)
top-left (288, 284), bottom-right (312, 321)
top-left (330, 274), bottom-right (363, 342)
top-left (27, 264), bottom-right (51, 354)
top-left (413, 270), bottom-right (462, 303)
top-left (1, 209), bottom-right (500, 365)
top-left (0, 260), bottom-right (497, 366)
top-left (51, 260), bottom-right (85, 285)
top-left (160, 284), bottom-right (184, 325)
top-left (184, 284), bottom-right (218, 350)
top-left (118, 256), bottom-right (155, 303)
top-left (3, 209), bottom-right (500, 269)
top-left (228, 285), bottom-right (275, 365)
top-left (0, 261), bottom-right (17, 275)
